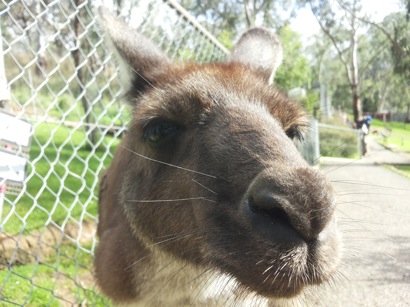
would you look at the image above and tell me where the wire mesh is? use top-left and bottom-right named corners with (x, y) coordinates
top-left (0, 0), bottom-right (228, 305)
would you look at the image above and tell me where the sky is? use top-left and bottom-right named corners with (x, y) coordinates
top-left (290, 0), bottom-right (403, 41)
top-left (95, 0), bottom-right (404, 43)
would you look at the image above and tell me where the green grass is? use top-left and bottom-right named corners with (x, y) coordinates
top-left (1, 52), bottom-right (123, 306)
top-left (0, 243), bottom-right (111, 306)
top-left (0, 119), bottom-right (119, 306)
top-left (316, 117), bottom-right (359, 159)
top-left (12, 85), bottom-right (131, 128)
top-left (371, 119), bottom-right (410, 153)
top-left (0, 264), bottom-right (59, 306)
top-left (319, 129), bottom-right (359, 159)
top-left (386, 164), bottom-right (410, 178)
top-left (317, 117), bottom-right (410, 157)
top-left (2, 122), bottom-right (121, 235)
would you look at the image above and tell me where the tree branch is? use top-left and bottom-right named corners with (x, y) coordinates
top-left (358, 41), bottom-right (390, 78)
top-left (309, 2), bottom-right (353, 84)
top-left (335, 0), bottom-right (406, 58)
top-left (243, 0), bottom-right (253, 28)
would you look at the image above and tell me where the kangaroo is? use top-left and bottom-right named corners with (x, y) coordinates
top-left (95, 8), bottom-right (340, 306)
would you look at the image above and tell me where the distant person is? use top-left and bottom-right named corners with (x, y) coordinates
top-left (361, 115), bottom-right (372, 135)
top-left (356, 115), bottom-right (372, 134)
top-left (356, 115), bottom-right (372, 156)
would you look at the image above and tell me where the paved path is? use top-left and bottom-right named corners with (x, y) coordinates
top-left (309, 137), bottom-right (410, 306)
top-left (364, 136), bottom-right (410, 165)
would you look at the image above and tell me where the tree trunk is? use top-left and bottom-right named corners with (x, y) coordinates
top-left (352, 84), bottom-right (361, 123)
top-left (350, 3), bottom-right (361, 123)
top-left (310, 0), bottom-right (363, 123)
top-left (72, 0), bottom-right (96, 149)
top-left (34, 1), bottom-right (47, 77)
top-left (243, 0), bottom-right (255, 28)
top-left (0, 22), bottom-right (10, 110)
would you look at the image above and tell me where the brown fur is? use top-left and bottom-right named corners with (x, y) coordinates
top-left (95, 8), bottom-right (340, 306)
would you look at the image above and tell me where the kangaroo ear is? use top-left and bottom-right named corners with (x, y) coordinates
top-left (98, 7), bottom-right (171, 95)
top-left (229, 28), bottom-right (283, 84)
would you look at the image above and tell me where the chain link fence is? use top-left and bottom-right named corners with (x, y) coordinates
top-left (0, 0), bottom-right (228, 305)
top-left (0, 0), bottom-right (364, 304)
top-left (296, 118), bottom-right (363, 165)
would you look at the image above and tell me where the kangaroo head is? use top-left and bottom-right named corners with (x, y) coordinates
top-left (95, 8), bottom-right (340, 305)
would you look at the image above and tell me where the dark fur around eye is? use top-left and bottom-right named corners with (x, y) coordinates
top-left (143, 120), bottom-right (180, 145)
top-left (285, 126), bottom-right (304, 141)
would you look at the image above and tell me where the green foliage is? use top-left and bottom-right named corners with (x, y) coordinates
top-left (300, 91), bottom-right (319, 115)
top-left (307, 6), bottom-right (409, 117)
top-left (274, 26), bottom-right (312, 92)
top-left (319, 129), bottom-right (359, 158)
top-left (217, 29), bottom-right (234, 50)
top-left (178, 0), bottom-right (305, 37)
top-left (318, 117), bottom-right (360, 158)
top-left (387, 13), bottom-right (410, 78)
top-left (332, 83), bottom-right (351, 111)
top-left (358, 14), bottom-right (409, 115)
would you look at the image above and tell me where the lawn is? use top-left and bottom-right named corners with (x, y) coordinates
top-left (1, 122), bottom-right (121, 235)
top-left (317, 117), bottom-right (360, 159)
top-left (371, 119), bottom-right (410, 153)
top-left (319, 128), bottom-right (359, 159)
top-left (386, 164), bottom-right (410, 179)
top-left (0, 243), bottom-right (110, 306)
top-left (1, 122), bottom-right (118, 305)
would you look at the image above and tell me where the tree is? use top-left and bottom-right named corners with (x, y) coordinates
top-left (307, 6), bottom-right (409, 122)
top-left (2, 0), bottom-right (48, 76)
top-left (72, 0), bottom-right (99, 148)
top-left (337, 0), bottom-right (409, 83)
top-left (310, 0), bottom-right (409, 123)
top-left (0, 23), bottom-right (10, 109)
top-left (275, 26), bottom-right (312, 91)
top-left (177, 1), bottom-right (312, 95)
top-left (306, 33), bottom-right (349, 114)
top-left (2, 0), bottom-right (117, 146)
top-left (309, 0), bottom-right (365, 123)
top-left (178, 0), bottom-right (304, 37)
top-left (381, 12), bottom-right (409, 82)
top-left (359, 21), bottom-right (408, 116)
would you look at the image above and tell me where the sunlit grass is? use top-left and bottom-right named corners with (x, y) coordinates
top-left (0, 243), bottom-right (111, 306)
top-left (385, 164), bottom-right (410, 178)
top-left (2, 122), bottom-right (120, 235)
top-left (371, 119), bottom-right (410, 153)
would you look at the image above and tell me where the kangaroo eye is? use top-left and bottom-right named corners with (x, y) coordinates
top-left (285, 126), bottom-right (304, 141)
top-left (144, 121), bottom-right (179, 145)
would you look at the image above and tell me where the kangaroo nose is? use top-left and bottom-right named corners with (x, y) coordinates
top-left (245, 167), bottom-right (336, 243)
top-left (247, 190), bottom-right (312, 242)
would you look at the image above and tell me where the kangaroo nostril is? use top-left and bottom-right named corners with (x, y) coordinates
top-left (245, 167), bottom-right (336, 243)
top-left (248, 194), bottom-right (292, 227)
top-left (246, 191), bottom-right (306, 244)
top-left (246, 189), bottom-right (315, 242)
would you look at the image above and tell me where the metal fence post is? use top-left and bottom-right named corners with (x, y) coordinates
top-left (0, 16), bottom-right (9, 231)
top-left (358, 129), bottom-right (365, 157)
top-left (0, 18), bottom-right (10, 109)
top-left (312, 118), bottom-right (320, 163)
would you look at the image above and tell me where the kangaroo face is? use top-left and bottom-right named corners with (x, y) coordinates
top-left (95, 8), bottom-right (340, 304)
